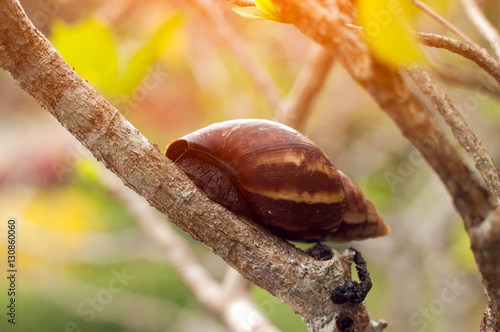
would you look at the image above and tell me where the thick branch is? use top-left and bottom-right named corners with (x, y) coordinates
top-left (0, 0), bottom-right (370, 328)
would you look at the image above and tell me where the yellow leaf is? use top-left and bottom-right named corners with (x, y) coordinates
top-left (233, 0), bottom-right (289, 23)
top-left (25, 187), bottom-right (102, 234)
top-left (51, 19), bottom-right (120, 93)
top-left (121, 13), bottom-right (184, 95)
top-left (356, 0), bottom-right (424, 66)
top-left (255, 0), bottom-right (282, 20)
top-left (233, 6), bottom-right (269, 21)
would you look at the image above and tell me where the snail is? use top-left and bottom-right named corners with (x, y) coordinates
top-left (164, 119), bottom-right (390, 242)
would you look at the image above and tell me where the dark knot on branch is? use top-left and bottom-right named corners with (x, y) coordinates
top-left (330, 247), bottom-right (372, 304)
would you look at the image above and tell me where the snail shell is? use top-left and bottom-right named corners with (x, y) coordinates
top-left (164, 119), bottom-right (390, 242)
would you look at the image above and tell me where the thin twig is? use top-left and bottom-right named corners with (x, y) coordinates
top-left (430, 64), bottom-right (500, 101)
top-left (406, 66), bottom-right (500, 202)
top-left (409, 0), bottom-right (481, 50)
top-left (220, 267), bottom-right (281, 332)
top-left (275, 43), bottom-right (334, 131)
top-left (417, 32), bottom-right (500, 86)
top-left (461, 0), bottom-right (500, 60)
top-left (370, 320), bottom-right (389, 332)
top-left (345, 24), bottom-right (500, 87)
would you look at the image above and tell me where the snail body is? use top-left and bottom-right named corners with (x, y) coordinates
top-left (165, 119), bottom-right (390, 242)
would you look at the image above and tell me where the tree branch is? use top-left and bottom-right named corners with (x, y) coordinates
top-left (470, 207), bottom-right (500, 332)
top-left (275, 43), bottom-right (334, 131)
top-left (406, 66), bottom-right (500, 202)
top-left (417, 32), bottom-right (500, 86)
top-left (429, 64), bottom-right (500, 101)
top-left (0, 0), bottom-right (374, 329)
top-left (461, 0), bottom-right (500, 60)
top-left (409, 0), bottom-right (480, 49)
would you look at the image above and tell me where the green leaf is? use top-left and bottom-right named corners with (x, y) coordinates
top-left (51, 19), bottom-right (120, 93)
top-left (74, 158), bottom-right (101, 186)
top-left (52, 14), bottom-right (184, 96)
top-left (356, 0), bottom-right (424, 66)
top-left (121, 13), bottom-right (184, 95)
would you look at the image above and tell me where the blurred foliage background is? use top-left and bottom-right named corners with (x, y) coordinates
top-left (2, 0), bottom-right (500, 331)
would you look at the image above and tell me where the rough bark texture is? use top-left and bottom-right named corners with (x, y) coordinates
top-left (417, 32), bottom-right (500, 86)
top-left (406, 67), bottom-right (500, 202)
top-left (0, 0), bottom-right (373, 329)
top-left (471, 207), bottom-right (500, 332)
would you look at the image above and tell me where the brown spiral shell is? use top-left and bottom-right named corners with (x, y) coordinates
top-left (164, 119), bottom-right (390, 242)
